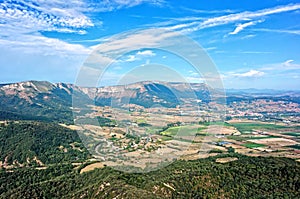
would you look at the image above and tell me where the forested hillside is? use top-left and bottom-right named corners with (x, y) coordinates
top-left (0, 121), bottom-right (90, 166)
top-left (1, 155), bottom-right (299, 198)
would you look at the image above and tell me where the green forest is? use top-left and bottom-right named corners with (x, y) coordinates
top-left (0, 121), bottom-right (90, 165)
top-left (0, 121), bottom-right (299, 198)
top-left (1, 155), bottom-right (299, 198)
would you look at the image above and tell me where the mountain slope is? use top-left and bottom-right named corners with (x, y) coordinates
top-left (0, 121), bottom-right (89, 166)
top-left (1, 155), bottom-right (299, 198)
top-left (0, 81), bottom-right (91, 123)
top-left (1, 80), bottom-right (298, 123)
top-left (0, 81), bottom-right (212, 122)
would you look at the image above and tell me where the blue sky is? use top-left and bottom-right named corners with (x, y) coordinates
top-left (0, 0), bottom-right (300, 89)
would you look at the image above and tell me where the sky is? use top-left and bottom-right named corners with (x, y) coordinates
top-left (0, 0), bottom-right (300, 89)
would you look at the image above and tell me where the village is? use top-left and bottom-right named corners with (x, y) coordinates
top-left (73, 98), bottom-right (300, 170)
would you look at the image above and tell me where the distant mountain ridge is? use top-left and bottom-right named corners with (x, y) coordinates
top-left (0, 81), bottom-right (84, 122)
top-left (0, 80), bottom-right (211, 122)
top-left (0, 80), bottom-right (299, 123)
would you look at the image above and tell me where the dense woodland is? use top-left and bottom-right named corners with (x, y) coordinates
top-left (0, 155), bottom-right (299, 198)
top-left (0, 121), bottom-right (90, 165)
top-left (0, 121), bottom-right (299, 198)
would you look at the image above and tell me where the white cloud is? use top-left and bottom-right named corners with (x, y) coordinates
top-left (0, 33), bottom-right (91, 56)
top-left (82, 28), bottom-right (225, 88)
top-left (241, 34), bottom-right (256, 39)
top-left (91, 0), bottom-right (165, 12)
top-left (83, 29), bottom-right (181, 75)
top-left (165, 21), bottom-right (198, 31)
top-left (163, 4), bottom-right (300, 33)
top-left (137, 50), bottom-right (156, 56)
top-left (123, 50), bottom-right (156, 62)
top-left (125, 55), bottom-right (138, 62)
top-left (0, 0), bottom-right (165, 40)
top-left (262, 60), bottom-right (300, 71)
top-left (283, 59), bottom-right (294, 67)
top-left (200, 4), bottom-right (300, 29)
top-left (0, 0), bottom-right (94, 34)
top-left (98, 29), bottom-right (180, 54)
top-left (232, 70), bottom-right (265, 78)
top-left (254, 28), bottom-right (300, 35)
top-left (239, 51), bottom-right (272, 54)
top-left (229, 20), bottom-right (263, 35)
top-left (0, 0), bottom-right (94, 57)
top-left (186, 76), bottom-right (204, 83)
top-left (204, 47), bottom-right (217, 51)
top-left (188, 70), bottom-right (199, 77)
top-left (181, 8), bottom-right (236, 14)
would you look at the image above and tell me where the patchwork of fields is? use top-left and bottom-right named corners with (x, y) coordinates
top-left (73, 106), bottom-right (300, 172)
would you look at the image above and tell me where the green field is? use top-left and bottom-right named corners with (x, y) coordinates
top-left (160, 136), bottom-right (173, 141)
top-left (136, 118), bottom-right (147, 124)
top-left (248, 135), bottom-right (280, 139)
top-left (228, 135), bottom-right (279, 141)
top-left (242, 142), bottom-right (267, 148)
top-left (283, 132), bottom-right (300, 137)
top-left (160, 125), bottom-right (207, 137)
top-left (199, 121), bottom-right (232, 127)
top-left (230, 122), bottom-right (288, 133)
top-left (145, 126), bottom-right (164, 134)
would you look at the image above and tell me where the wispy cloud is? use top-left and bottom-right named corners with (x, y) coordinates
top-left (90, 0), bottom-right (166, 12)
top-left (137, 50), bottom-right (156, 56)
top-left (0, 0), bottom-right (165, 57)
top-left (253, 28), bottom-right (300, 35)
top-left (262, 60), bottom-right (300, 71)
top-left (223, 60), bottom-right (300, 81)
top-left (226, 70), bottom-right (265, 78)
top-left (204, 47), bottom-right (217, 51)
top-left (241, 34), bottom-right (256, 39)
top-left (125, 55), bottom-right (138, 62)
top-left (223, 59), bottom-right (300, 80)
top-left (124, 50), bottom-right (156, 62)
top-left (229, 20), bottom-right (263, 35)
top-left (163, 3), bottom-right (300, 33)
top-left (199, 4), bottom-right (300, 29)
top-left (181, 7), bottom-right (236, 14)
top-left (283, 60), bottom-right (295, 67)
top-left (211, 50), bottom-right (272, 54)
top-left (0, 33), bottom-right (91, 56)
top-left (0, 0), bottom-right (95, 57)
top-left (0, 0), bottom-right (94, 34)
top-left (239, 51), bottom-right (272, 54)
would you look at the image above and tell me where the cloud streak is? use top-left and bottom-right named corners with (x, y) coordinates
top-left (0, 0), bottom-right (165, 57)
top-left (200, 4), bottom-right (300, 29)
top-left (163, 3), bottom-right (300, 34)
top-left (93, 0), bottom-right (166, 12)
top-left (262, 60), bottom-right (300, 71)
top-left (0, 0), bottom-right (96, 57)
top-left (224, 70), bottom-right (265, 79)
top-left (181, 8), bottom-right (236, 14)
top-left (253, 28), bottom-right (300, 35)
top-left (0, 33), bottom-right (91, 57)
top-left (229, 20), bottom-right (263, 35)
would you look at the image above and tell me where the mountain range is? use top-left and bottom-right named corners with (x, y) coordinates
top-left (0, 80), bottom-right (300, 198)
top-left (0, 81), bottom-right (210, 122)
top-left (0, 80), bottom-right (299, 123)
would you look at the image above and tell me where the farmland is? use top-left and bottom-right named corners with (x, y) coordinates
top-left (69, 105), bottom-right (300, 172)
